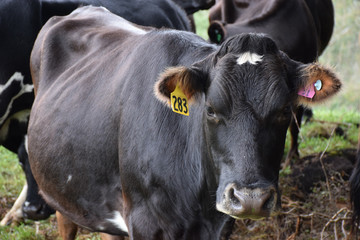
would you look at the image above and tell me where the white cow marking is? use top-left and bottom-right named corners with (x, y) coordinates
top-left (237, 52), bottom-right (263, 65)
top-left (0, 72), bottom-right (34, 126)
top-left (66, 175), bottom-right (72, 183)
top-left (0, 110), bottom-right (31, 143)
top-left (107, 211), bottom-right (128, 233)
top-left (24, 135), bottom-right (29, 154)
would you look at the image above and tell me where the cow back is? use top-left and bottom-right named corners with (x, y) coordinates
top-left (41, 0), bottom-right (191, 31)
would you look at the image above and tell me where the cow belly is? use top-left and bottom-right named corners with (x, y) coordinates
top-left (28, 140), bottom-right (128, 235)
top-left (28, 98), bottom-right (127, 235)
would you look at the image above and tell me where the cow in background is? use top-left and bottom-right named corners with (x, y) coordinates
top-left (0, 0), bottom-right (51, 225)
top-left (0, 0), bottom-right (191, 226)
top-left (207, 0), bottom-right (334, 164)
top-left (173, 0), bottom-right (215, 14)
top-left (28, 6), bottom-right (341, 239)
top-left (172, 0), bottom-right (216, 31)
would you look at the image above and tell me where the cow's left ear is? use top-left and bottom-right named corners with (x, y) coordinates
top-left (296, 63), bottom-right (341, 105)
top-left (154, 66), bottom-right (206, 106)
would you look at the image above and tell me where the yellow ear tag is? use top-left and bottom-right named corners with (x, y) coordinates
top-left (170, 84), bottom-right (189, 116)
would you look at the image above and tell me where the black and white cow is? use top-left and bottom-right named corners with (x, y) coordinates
top-left (0, 0), bottom-right (191, 225)
top-left (28, 6), bottom-right (341, 239)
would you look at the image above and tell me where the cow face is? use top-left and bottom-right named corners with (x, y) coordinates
top-left (155, 33), bottom-right (341, 219)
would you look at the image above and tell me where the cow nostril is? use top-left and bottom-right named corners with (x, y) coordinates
top-left (219, 185), bottom-right (278, 219)
top-left (229, 187), bottom-right (240, 205)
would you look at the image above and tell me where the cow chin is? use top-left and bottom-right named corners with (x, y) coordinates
top-left (216, 183), bottom-right (280, 219)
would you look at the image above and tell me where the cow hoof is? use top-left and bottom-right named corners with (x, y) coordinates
top-left (23, 203), bottom-right (55, 220)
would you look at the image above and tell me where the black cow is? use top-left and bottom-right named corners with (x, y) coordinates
top-left (0, 0), bottom-right (190, 225)
top-left (28, 6), bottom-right (341, 239)
top-left (207, 0), bottom-right (335, 164)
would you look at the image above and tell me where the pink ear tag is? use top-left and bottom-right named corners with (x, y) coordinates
top-left (298, 84), bottom-right (315, 99)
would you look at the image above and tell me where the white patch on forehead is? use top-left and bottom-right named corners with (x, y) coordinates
top-left (107, 211), bottom-right (128, 233)
top-left (0, 72), bottom-right (34, 125)
top-left (66, 175), bottom-right (72, 183)
top-left (236, 52), bottom-right (263, 65)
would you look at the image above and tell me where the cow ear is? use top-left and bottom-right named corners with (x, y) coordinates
top-left (154, 66), bottom-right (205, 106)
top-left (208, 21), bottom-right (226, 44)
top-left (296, 63), bottom-right (341, 105)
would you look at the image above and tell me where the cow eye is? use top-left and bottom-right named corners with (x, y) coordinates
top-left (206, 106), bottom-right (217, 119)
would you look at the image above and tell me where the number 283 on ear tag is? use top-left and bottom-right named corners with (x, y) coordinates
top-left (170, 84), bottom-right (189, 116)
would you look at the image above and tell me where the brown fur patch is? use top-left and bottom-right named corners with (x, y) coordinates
top-left (297, 63), bottom-right (341, 105)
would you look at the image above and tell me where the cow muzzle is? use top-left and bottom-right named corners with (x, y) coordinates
top-left (216, 183), bottom-right (279, 219)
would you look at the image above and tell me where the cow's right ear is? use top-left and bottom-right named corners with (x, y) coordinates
top-left (208, 21), bottom-right (226, 44)
top-left (295, 63), bottom-right (342, 105)
top-left (154, 66), bottom-right (206, 106)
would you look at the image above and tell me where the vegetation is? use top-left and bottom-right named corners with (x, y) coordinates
top-left (1, 0), bottom-right (359, 239)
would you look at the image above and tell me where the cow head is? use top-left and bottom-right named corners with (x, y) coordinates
top-left (154, 33), bottom-right (341, 219)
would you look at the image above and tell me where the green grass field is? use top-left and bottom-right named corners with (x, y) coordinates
top-left (0, 0), bottom-right (359, 239)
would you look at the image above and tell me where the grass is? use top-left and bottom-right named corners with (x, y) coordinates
top-left (283, 107), bottom-right (360, 158)
top-left (1, 0), bottom-right (360, 239)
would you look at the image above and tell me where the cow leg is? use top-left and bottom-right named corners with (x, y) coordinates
top-left (283, 106), bottom-right (304, 168)
top-left (18, 139), bottom-right (55, 220)
top-left (100, 233), bottom-right (126, 240)
top-left (56, 211), bottom-right (78, 240)
top-left (0, 184), bottom-right (27, 226)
